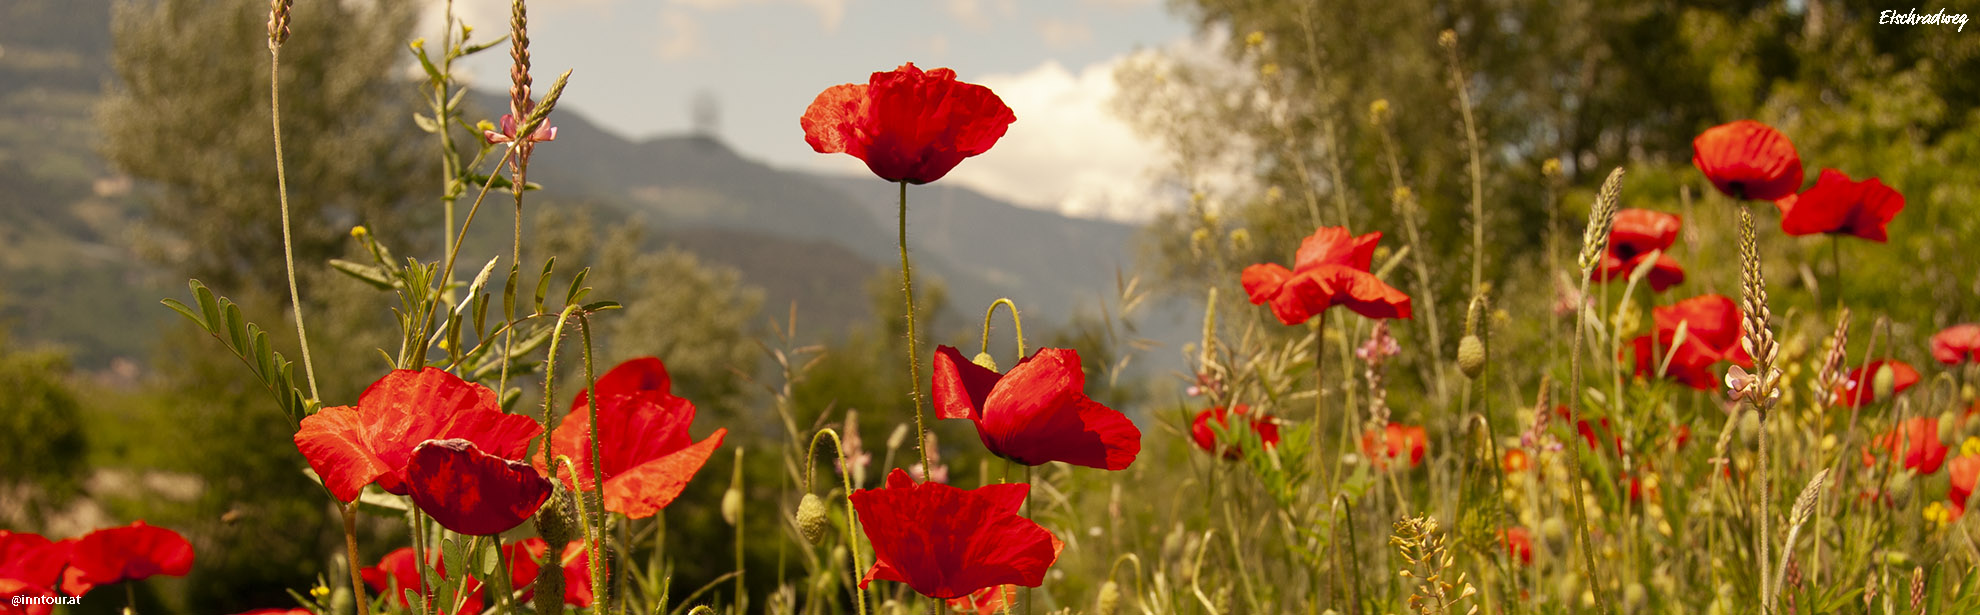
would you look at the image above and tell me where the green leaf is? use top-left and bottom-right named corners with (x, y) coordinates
top-left (580, 301), bottom-right (622, 313)
top-left (446, 86), bottom-right (470, 113)
top-left (533, 257), bottom-right (556, 315)
top-left (329, 259), bottom-right (395, 291)
top-left (161, 298), bottom-right (204, 329)
top-left (412, 112), bottom-right (440, 134)
top-left (565, 267), bottom-right (589, 307)
top-left (460, 35), bottom-right (508, 57)
top-left (409, 47), bottom-right (443, 83)
top-left (502, 264), bottom-right (520, 326)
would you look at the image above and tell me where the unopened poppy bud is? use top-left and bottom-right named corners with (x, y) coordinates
top-left (796, 493), bottom-right (829, 544)
top-left (536, 491), bottom-right (573, 546)
top-left (1888, 471), bottom-right (1914, 506)
top-left (971, 352), bottom-right (998, 372)
top-left (1095, 580), bottom-right (1121, 615)
top-left (1457, 335), bottom-right (1486, 379)
top-left (721, 487), bottom-right (742, 525)
top-left (1874, 363), bottom-right (1897, 401)
top-left (1538, 517), bottom-right (1566, 541)
top-left (1940, 412), bottom-right (1958, 443)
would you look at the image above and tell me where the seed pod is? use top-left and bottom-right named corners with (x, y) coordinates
top-left (721, 488), bottom-right (743, 526)
top-left (796, 493), bottom-right (829, 545)
top-left (1940, 411), bottom-right (1958, 443)
top-left (972, 352), bottom-right (999, 372)
top-left (1874, 363), bottom-right (1897, 401)
top-left (1457, 335), bottom-right (1486, 379)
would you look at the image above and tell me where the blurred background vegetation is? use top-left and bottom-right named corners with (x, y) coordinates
top-left (2, 0), bottom-right (1977, 612)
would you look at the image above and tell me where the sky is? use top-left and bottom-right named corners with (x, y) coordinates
top-left (425, 0), bottom-right (1198, 222)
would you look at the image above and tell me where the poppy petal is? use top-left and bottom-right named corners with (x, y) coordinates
top-left (801, 83), bottom-right (867, 156)
top-left (0, 532), bottom-right (67, 592)
top-left (1692, 120), bottom-right (1803, 201)
top-left (1310, 267), bottom-right (1413, 320)
top-left (851, 470), bottom-right (1058, 599)
top-left (1932, 324), bottom-right (1980, 365)
top-left (977, 348), bottom-right (1141, 470)
top-left (933, 345), bottom-right (1001, 420)
top-left (573, 356), bottom-right (678, 412)
top-left (601, 428), bottom-right (727, 519)
top-left (405, 439), bottom-right (552, 536)
top-left (66, 521), bottom-right (193, 593)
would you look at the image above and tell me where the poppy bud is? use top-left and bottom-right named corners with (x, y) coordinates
top-left (1458, 335), bottom-right (1486, 379)
top-left (536, 491), bottom-right (573, 547)
top-left (1874, 363), bottom-right (1897, 401)
top-left (721, 488), bottom-right (742, 526)
top-left (1940, 412), bottom-right (1958, 444)
top-left (972, 352), bottom-right (998, 372)
top-left (1887, 471), bottom-right (1913, 507)
top-left (796, 493), bottom-right (829, 544)
top-left (1095, 580), bottom-right (1121, 615)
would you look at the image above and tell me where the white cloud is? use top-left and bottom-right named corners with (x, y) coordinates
top-left (1036, 18), bottom-right (1092, 49)
top-left (1082, 0), bottom-right (1154, 7)
top-left (656, 8), bottom-right (703, 60)
top-left (948, 0), bottom-right (988, 28)
top-left (939, 57), bottom-right (1173, 222)
top-left (671, 0), bottom-right (847, 31)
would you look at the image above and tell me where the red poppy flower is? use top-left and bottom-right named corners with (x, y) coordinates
top-left (1627, 294), bottom-right (1753, 390)
top-left (1590, 209), bottom-right (1685, 292)
top-left (1775, 169), bottom-right (1904, 242)
top-left (504, 537), bottom-right (596, 607)
top-left (1501, 449), bottom-right (1531, 474)
top-left (851, 468), bottom-right (1061, 599)
top-left (1952, 454), bottom-right (1980, 519)
top-left (0, 578), bottom-right (58, 615)
top-left (1692, 120), bottom-right (1803, 201)
top-left (294, 368), bottom-right (542, 502)
top-left (1241, 226), bottom-right (1412, 325)
top-left (947, 585), bottom-right (1013, 614)
top-left (801, 62), bottom-right (1016, 184)
top-left (1829, 359), bottom-right (1920, 408)
top-left (1932, 324), bottom-right (1980, 365)
top-left (360, 547), bottom-right (484, 615)
top-left (1189, 405), bottom-right (1280, 460)
top-left (1360, 423), bottom-right (1427, 470)
top-left (1860, 417), bottom-right (1948, 475)
top-left (62, 522), bottom-right (192, 597)
top-left (536, 358), bottom-right (725, 519)
top-left (1500, 527), bottom-right (1533, 566)
top-left (0, 532), bottom-right (69, 594)
top-left (405, 439), bottom-right (552, 536)
top-left (932, 345), bottom-right (1140, 470)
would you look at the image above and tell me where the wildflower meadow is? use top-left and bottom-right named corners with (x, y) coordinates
top-left (3, 2), bottom-right (1980, 615)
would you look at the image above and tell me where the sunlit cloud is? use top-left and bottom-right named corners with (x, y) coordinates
top-left (1036, 18), bottom-right (1092, 49)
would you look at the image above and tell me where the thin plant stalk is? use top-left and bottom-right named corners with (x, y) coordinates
top-left (805, 429), bottom-right (867, 615)
top-left (576, 314), bottom-right (610, 610)
top-left (341, 503), bottom-right (371, 615)
top-left (1564, 167), bottom-right (1625, 615)
top-left (266, 5), bottom-right (319, 402)
top-left (897, 180), bottom-right (930, 472)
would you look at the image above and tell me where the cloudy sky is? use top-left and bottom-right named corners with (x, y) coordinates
top-left (426, 0), bottom-right (1196, 222)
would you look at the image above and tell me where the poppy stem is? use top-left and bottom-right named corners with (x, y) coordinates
top-left (124, 579), bottom-right (136, 615)
top-left (899, 180), bottom-right (930, 475)
top-left (980, 298), bottom-right (1026, 358)
top-left (575, 314), bottom-right (610, 611)
top-left (1831, 234), bottom-right (1843, 310)
top-left (342, 502), bottom-right (372, 615)
top-left (1023, 464), bottom-right (1034, 615)
top-left (1311, 309), bottom-right (1327, 494)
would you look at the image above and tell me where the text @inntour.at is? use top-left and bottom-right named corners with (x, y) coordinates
top-left (11, 595), bottom-right (81, 607)
top-left (1880, 8), bottom-right (1970, 31)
